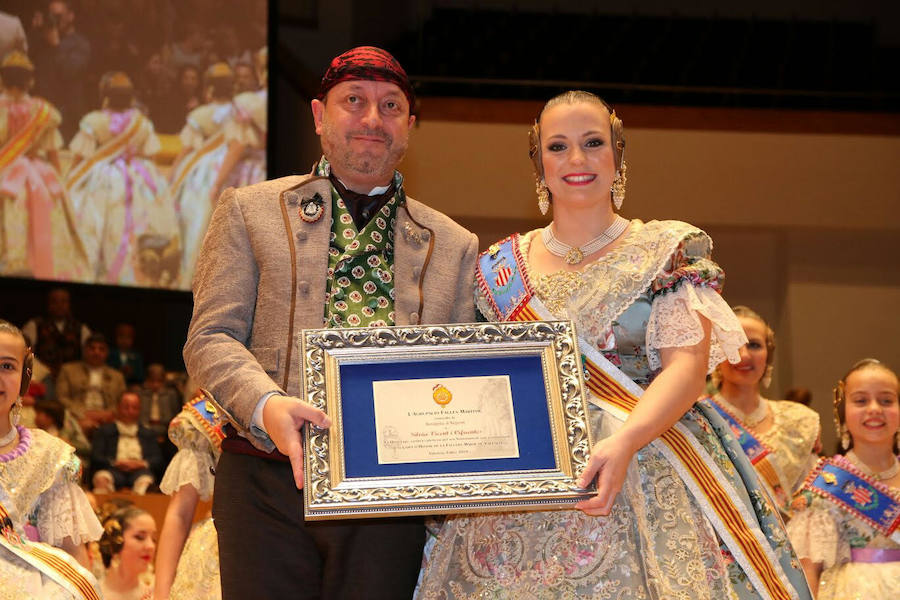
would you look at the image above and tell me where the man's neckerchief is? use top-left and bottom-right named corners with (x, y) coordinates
top-left (328, 172), bottom-right (396, 230)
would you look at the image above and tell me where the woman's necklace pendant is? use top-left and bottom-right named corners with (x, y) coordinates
top-left (564, 247), bottom-right (583, 265)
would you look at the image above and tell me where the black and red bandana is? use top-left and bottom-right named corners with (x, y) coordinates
top-left (317, 46), bottom-right (415, 109)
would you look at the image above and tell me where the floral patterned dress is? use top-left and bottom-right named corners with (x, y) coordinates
top-left (416, 221), bottom-right (811, 600)
top-left (159, 404), bottom-right (222, 600)
top-left (787, 458), bottom-right (900, 599)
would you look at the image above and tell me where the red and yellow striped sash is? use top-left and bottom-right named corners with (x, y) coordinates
top-left (67, 112), bottom-right (144, 188)
top-left (0, 501), bottom-right (100, 600)
top-left (511, 302), bottom-right (794, 600)
top-left (170, 130), bottom-right (226, 193)
top-left (0, 101), bottom-right (53, 173)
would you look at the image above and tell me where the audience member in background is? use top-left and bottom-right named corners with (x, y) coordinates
top-left (57, 333), bottom-right (126, 435)
top-left (139, 364), bottom-right (181, 453)
top-left (98, 507), bottom-right (157, 600)
top-left (34, 398), bottom-right (91, 460)
top-left (0, 51), bottom-right (89, 283)
top-left (785, 386), bottom-right (813, 407)
top-left (788, 359), bottom-right (900, 598)
top-left (137, 50), bottom-right (177, 133)
top-left (108, 323), bottom-right (145, 386)
top-left (22, 288), bottom-right (92, 378)
top-left (0, 320), bottom-right (102, 567)
top-left (168, 62), bottom-right (237, 286)
top-left (233, 60), bottom-right (258, 94)
top-left (29, 0), bottom-right (92, 140)
top-left (67, 71), bottom-right (182, 287)
top-left (154, 389), bottom-right (224, 600)
top-left (706, 305), bottom-right (821, 514)
top-left (91, 391), bottom-right (163, 495)
top-left (167, 22), bottom-right (207, 71)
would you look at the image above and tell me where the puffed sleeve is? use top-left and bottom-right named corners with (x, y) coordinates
top-left (140, 116), bottom-right (162, 157)
top-left (159, 409), bottom-right (217, 500)
top-left (223, 97), bottom-right (260, 147)
top-left (644, 231), bottom-right (747, 372)
top-left (786, 497), bottom-right (848, 569)
top-left (35, 102), bottom-right (64, 154)
top-left (179, 114), bottom-right (206, 151)
top-left (35, 454), bottom-right (103, 546)
top-left (68, 112), bottom-right (99, 157)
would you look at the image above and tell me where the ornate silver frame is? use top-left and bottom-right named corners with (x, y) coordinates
top-left (301, 320), bottom-right (593, 520)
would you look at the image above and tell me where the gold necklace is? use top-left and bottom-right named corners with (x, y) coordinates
top-left (846, 450), bottom-right (900, 481)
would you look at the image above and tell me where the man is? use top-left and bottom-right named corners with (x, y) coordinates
top-left (30, 0), bottom-right (91, 139)
top-left (138, 363), bottom-right (181, 449)
top-left (22, 288), bottom-right (91, 378)
top-left (107, 322), bottom-right (145, 385)
top-left (91, 391), bottom-right (163, 495)
top-left (184, 46), bottom-right (478, 599)
top-left (57, 333), bottom-right (125, 435)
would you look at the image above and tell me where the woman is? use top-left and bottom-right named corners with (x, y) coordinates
top-left (706, 306), bottom-right (820, 513)
top-left (167, 62), bottom-right (237, 287)
top-left (416, 92), bottom-right (811, 599)
top-left (787, 359), bottom-right (900, 598)
top-left (0, 320), bottom-right (102, 566)
top-left (99, 507), bottom-right (157, 600)
top-left (0, 50), bottom-right (88, 281)
top-left (153, 390), bottom-right (224, 600)
top-left (67, 71), bottom-right (181, 287)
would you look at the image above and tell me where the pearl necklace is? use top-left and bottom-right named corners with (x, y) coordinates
top-left (542, 216), bottom-right (629, 265)
top-left (715, 393), bottom-right (769, 428)
top-left (846, 450), bottom-right (900, 481)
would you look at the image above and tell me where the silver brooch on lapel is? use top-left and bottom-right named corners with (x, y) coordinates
top-left (300, 193), bottom-right (325, 223)
top-left (402, 221), bottom-right (423, 244)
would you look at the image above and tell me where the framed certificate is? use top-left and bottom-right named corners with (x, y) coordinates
top-left (300, 320), bottom-right (594, 520)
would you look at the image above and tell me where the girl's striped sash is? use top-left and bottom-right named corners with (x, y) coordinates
top-left (0, 101), bottom-right (53, 173)
top-left (169, 130), bottom-right (226, 195)
top-left (66, 112), bottom-right (144, 189)
top-left (0, 501), bottom-right (101, 600)
top-left (477, 237), bottom-right (798, 600)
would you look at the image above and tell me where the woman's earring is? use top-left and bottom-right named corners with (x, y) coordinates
top-left (536, 178), bottom-right (550, 215)
top-left (611, 163), bottom-right (627, 210)
top-left (11, 398), bottom-right (22, 426)
top-left (841, 426), bottom-right (851, 451)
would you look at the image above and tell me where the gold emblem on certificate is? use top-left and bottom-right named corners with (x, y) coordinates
top-left (373, 376), bottom-right (519, 465)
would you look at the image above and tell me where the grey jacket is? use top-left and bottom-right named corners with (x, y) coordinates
top-left (183, 174), bottom-right (478, 449)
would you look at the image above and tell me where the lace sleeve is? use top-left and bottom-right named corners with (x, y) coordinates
top-left (645, 284), bottom-right (747, 372)
top-left (179, 119), bottom-right (204, 150)
top-left (160, 447), bottom-right (216, 500)
top-left (786, 501), bottom-right (847, 569)
top-left (36, 476), bottom-right (103, 546)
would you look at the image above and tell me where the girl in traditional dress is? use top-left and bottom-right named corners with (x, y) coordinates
top-left (153, 390), bottom-right (223, 600)
top-left (787, 359), bottom-right (900, 598)
top-left (167, 62), bottom-right (237, 287)
top-left (98, 507), bottom-right (157, 600)
top-left (67, 71), bottom-right (181, 287)
top-left (416, 91), bottom-right (811, 600)
top-left (0, 51), bottom-right (88, 281)
top-left (706, 306), bottom-right (821, 514)
top-left (0, 320), bottom-right (102, 567)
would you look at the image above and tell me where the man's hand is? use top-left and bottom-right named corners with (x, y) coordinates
top-left (262, 395), bottom-right (331, 489)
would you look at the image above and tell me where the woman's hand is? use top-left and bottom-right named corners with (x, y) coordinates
top-left (574, 432), bottom-right (637, 516)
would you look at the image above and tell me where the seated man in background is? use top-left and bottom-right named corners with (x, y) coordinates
top-left (21, 287), bottom-right (92, 378)
top-left (139, 363), bottom-right (181, 457)
top-left (91, 391), bottom-right (163, 495)
top-left (34, 398), bottom-right (92, 461)
top-left (107, 322), bottom-right (145, 385)
top-left (57, 333), bottom-right (126, 435)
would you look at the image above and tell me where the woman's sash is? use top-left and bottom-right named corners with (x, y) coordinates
top-left (169, 130), bottom-right (226, 197)
top-left (477, 236), bottom-right (799, 600)
top-left (0, 500), bottom-right (101, 600)
top-left (801, 456), bottom-right (900, 543)
top-left (706, 397), bottom-right (784, 500)
top-left (0, 100), bottom-right (53, 174)
top-left (66, 112), bottom-right (145, 190)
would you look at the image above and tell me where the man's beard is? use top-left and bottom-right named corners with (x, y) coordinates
top-left (321, 120), bottom-right (408, 184)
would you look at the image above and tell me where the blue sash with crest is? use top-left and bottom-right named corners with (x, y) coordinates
top-left (804, 456), bottom-right (900, 537)
top-left (707, 398), bottom-right (772, 465)
top-left (476, 236), bottom-right (532, 320)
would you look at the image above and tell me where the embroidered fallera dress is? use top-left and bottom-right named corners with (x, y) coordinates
top-left (416, 221), bottom-right (812, 600)
top-left (221, 89), bottom-right (267, 190)
top-left (0, 92), bottom-right (89, 281)
top-left (709, 396), bottom-right (820, 513)
top-left (169, 101), bottom-right (236, 287)
top-left (67, 108), bottom-right (180, 287)
top-left (159, 401), bottom-right (223, 600)
top-left (787, 455), bottom-right (900, 599)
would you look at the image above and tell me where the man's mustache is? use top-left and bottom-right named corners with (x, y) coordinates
top-left (346, 129), bottom-right (391, 144)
